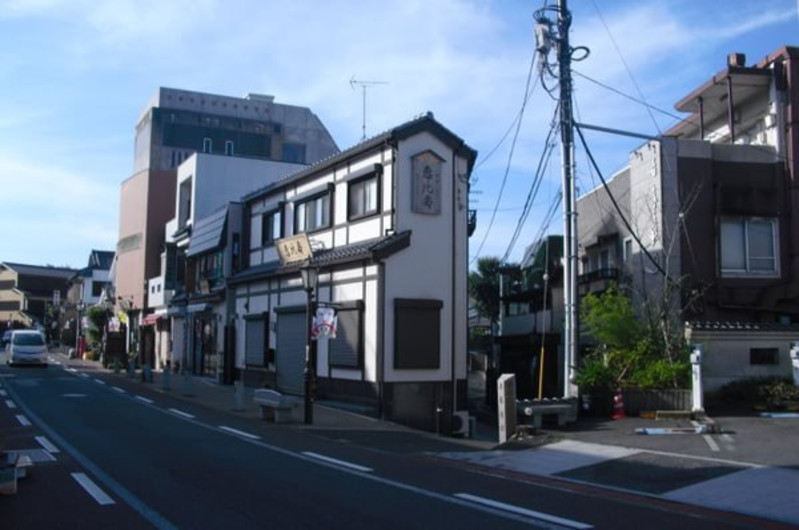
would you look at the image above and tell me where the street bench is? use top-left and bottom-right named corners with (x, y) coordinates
top-left (253, 389), bottom-right (301, 424)
top-left (517, 399), bottom-right (578, 428)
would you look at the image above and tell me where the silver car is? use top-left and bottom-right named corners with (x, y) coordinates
top-left (6, 330), bottom-right (48, 366)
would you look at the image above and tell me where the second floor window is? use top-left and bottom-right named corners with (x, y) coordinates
top-left (262, 209), bottom-right (282, 246)
top-left (225, 140), bottom-right (234, 156)
top-left (720, 217), bottom-right (778, 276)
top-left (296, 192), bottom-right (331, 233)
top-left (348, 174), bottom-right (380, 220)
top-left (203, 137), bottom-right (212, 153)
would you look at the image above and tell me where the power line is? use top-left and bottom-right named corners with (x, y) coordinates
top-left (501, 104), bottom-right (559, 262)
top-left (470, 44), bottom-right (540, 265)
top-left (574, 122), bottom-right (671, 280)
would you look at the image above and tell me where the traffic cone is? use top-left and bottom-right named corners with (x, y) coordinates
top-left (612, 388), bottom-right (626, 420)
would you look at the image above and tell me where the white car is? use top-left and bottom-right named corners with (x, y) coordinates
top-left (6, 330), bottom-right (48, 366)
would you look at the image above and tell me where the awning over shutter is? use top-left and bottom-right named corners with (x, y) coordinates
top-left (186, 208), bottom-right (227, 257)
top-left (142, 314), bottom-right (161, 326)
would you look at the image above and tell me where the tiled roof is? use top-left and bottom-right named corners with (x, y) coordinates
top-left (686, 320), bottom-right (799, 332)
top-left (242, 113), bottom-right (476, 203)
top-left (229, 231), bottom-right (411, 284)
top-left (1, 262), bottom-right (76, 278)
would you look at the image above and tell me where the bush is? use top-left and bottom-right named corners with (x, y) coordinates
top-left (714, 377), bottom-right (799, 408)
top-left (629, 358), bottom-right (690, 389)
top-left (575, 353), bottom-right (617, 392)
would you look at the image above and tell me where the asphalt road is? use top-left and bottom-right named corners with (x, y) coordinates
top-left (0, 359), bottom-right (779, 529)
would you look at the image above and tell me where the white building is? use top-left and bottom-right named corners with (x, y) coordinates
top-left (231, 113), bottom-right (477, 434)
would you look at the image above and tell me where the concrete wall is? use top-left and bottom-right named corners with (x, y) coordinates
top-left (687, 328), bottom-right (797, 392)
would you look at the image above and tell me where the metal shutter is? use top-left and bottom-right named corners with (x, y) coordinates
top-left (275, 310), bottom-right (306, 395)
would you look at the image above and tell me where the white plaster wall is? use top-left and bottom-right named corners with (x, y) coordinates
top-left (383, 131), bottom-right (469, 382)
top-left (690, 331), bottom-right (796, 392)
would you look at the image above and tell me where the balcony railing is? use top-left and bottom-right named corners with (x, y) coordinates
top-left (577, 267), bottom-right (619, 285)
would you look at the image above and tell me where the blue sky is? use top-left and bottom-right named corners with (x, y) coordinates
top-left (0, 0), bottom-right (797, 270)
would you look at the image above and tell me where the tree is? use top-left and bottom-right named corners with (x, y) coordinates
top-left (468, 257), bottom-right (502, 330)
top-left (579, 285), bottom-right (689, 389)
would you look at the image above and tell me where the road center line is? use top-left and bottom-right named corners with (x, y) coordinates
top-left (78, 373), bottom-right (90, 378)
top-left (0, 389), bottom-right (7, 396)
top-left (111, 386), bottom-right (126, 394)
top-left (168, 408), bottom-right (195, 419)
top-left (6, 399), bottom-right (17, 409)
top-left (94, 379), bottom-right (106, 385)
top-left (454, 493), bottom-right (593, 529)
top-left (218, 426), bottom-right (261, 440)
top-left (72, 473), bottom-right (116, 506)
top-left (16, 415), bottom-right (31, 426)
top-left (301, 452), bottom-right (373, 473)
top-left (134, 396), bottom-right (154, 404)
top-left (35, 436), bottom-right (60, 453)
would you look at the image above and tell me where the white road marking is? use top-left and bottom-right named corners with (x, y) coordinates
top-left (111, 387), bottom-right (126, 394)
top-left (94, 379), bottom-right (106, 385)
top-left (168, 408), bottom-right (195, 419)
top-left (72, 473), bottom-right (116, 505)
top-left (66, 368), bottom-right (78, 373)
top-left (35, 436), bottom-right (60, 453)
top-left (6, 399), bottom-right (17, 409)
top-left (62, 394), bottom-right (87, 398)
top-left (301, 452), bottom-right (373, 473)
top-left (78, 373), bottom-right (90, 378)
top-left (701, 434), bottom-right (720, 451)
top-left (692, 420), bottom-right (720, 452)
top-left (0, 389), bottom-right (7, 396)
top-left (455, 493), bottom-right (593, 529)
top-left (134, 396), bottom-right (154, 404)
top-left (218, 426), bottom-right (260, 440)
top-left (16, 415), bottom-right (31, 426)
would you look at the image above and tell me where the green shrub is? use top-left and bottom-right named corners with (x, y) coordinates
top-left (629, 358), bottom-right (690, 389)
top-left (575, 353), bottom-right (617, 392)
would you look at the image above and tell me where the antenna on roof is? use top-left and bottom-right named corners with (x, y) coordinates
top-left (349, 76), bottom-right (389, 141)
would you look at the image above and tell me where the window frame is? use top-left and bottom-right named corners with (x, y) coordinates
top-left (347, 172), bottom-right (381, 221)
top-left (202, 137), bottom-right (212, 154)
top-left (750, 347), bottom-right (779, 365)
top-left (394, 298), bottom-right (442, 369)
top-left (719, 216), bottom-right (779, 278)
top-left (261, 207), bottom-right (283, 247)
top-left (295, 190), bottom-right (333, 234)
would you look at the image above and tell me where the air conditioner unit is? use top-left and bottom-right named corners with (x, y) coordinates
top-left (451, 411), bottom-right (471, 437)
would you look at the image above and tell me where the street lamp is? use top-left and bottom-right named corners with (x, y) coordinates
top-left (300, 264), bottom-right (318, 425)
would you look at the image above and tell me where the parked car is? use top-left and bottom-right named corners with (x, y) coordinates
top-left (6, 330), bottom-right (48, 366)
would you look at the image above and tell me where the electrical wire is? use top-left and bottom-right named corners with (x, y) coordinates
top-left (500, 104), bottom-right (559, 262)
top-left (470, 43), bottom-right (540, 265)
top-left (574, 122), bottom-right (671, 281)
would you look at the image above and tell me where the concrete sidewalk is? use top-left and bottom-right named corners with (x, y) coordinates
top-left (58, 353), bottom-right (799, 527)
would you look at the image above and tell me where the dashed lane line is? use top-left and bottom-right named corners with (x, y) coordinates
top-left (36, 436), bottom-right (60, 453)
top-left (16, 414), bottom-right (31, 426)
top-left (218, 426), bottom-right (261, 440)
top-left (168, 408), bottom-right (195, 419)
top-left (72, 472), bottom-right (116, 506)
top-left (134, 396), bottom-right (154, 405)
top-left (6, 399), bottom-right (17, 409)
top-left (301, 452), bottom-right (373, 473)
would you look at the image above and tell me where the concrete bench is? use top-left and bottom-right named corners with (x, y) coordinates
top-left (517, 399), bottom-right (578, 428)
top-left (253, 389), bottom-right (301, 424)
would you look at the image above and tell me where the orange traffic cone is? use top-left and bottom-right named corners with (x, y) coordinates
top-left (612, 388), bottom-right (626, 420)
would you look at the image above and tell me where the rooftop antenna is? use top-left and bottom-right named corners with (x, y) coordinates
top-left (350, 76), bottom-right (388, 141)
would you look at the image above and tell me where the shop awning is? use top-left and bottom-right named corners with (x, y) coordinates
top-left (141, 314), bottom-right (161, 326)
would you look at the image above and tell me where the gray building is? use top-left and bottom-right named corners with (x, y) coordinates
top-left (116, 87), bottom-right (340, 365)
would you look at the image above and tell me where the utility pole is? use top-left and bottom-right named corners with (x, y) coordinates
top-left (350, 76), bottom-right (388, 141)
top-left (558, 0), bottom-right (578, 399)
